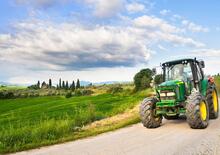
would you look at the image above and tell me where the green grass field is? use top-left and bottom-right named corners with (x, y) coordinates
top-left (0, 89), bottom-right (151, 153)
top-left (214, 75), bottom-right (220, 92)
top-left (0, 85), bottom-right (26, 91)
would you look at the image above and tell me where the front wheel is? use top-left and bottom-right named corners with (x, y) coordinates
top-left (139, 98), bottom-right (162, 128)
top-left (186, 92), bottom-right (209, 129)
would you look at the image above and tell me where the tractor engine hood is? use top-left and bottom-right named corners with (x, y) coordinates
top-left (159, 80), bottom-right (183, 88)
top-left (157, 80), bottom-right (185, 101)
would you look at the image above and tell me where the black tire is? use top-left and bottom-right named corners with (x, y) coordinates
top-left (186, 91), bottom-right (209, 129)
top-left (139, 98), bottom-right (162, 128)
top-left (206, 83), bottom-right (219, 119)
top-left (164, 114), bottom-right (179, 120)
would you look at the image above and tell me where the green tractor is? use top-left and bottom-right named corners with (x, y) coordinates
top-left (140, 58), bottom-right (219, 129)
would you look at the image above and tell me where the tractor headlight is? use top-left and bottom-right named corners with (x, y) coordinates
top-left (160, 93), bottom-right (166, 97)
top-left (167, 92), bottom-right (175, 96)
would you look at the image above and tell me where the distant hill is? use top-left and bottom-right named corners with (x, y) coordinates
top-left (80, 81), bottom-right (132, 86)
top-left (0, 81), bottom-right (132, 87)
top-left (0, 82), bottom-right (11, 86)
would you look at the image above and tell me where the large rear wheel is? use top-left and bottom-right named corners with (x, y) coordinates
top-left (139, 98), bottom-right (162, 128)
top-left (206, 84), bottom-right (219, 119)
top-left (186, 91), bottom-right (209, 129)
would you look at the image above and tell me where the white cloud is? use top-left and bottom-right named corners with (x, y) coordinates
top-left (84, 0), bottom-right (124, 18)
top-left (160, 9), bottom-right (170, 16)
top-left (126, 2), bottom-right (145, 13)
top-left (182, 20), bottom-right (209, 33)
top-left (15, 0), bottom-right (68, 8)
top-left (0, 15), bottom-right (205, 74)
top-left (0, 20), bottom-right (152, 71)
top-left (191, 49), bottom-right (220, 57)
top-left (133, 15), bottom-right (181, 33)
top-left (133, 16), bottom-right (204, 47)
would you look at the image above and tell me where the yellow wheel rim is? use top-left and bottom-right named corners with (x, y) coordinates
top-left (212, 90), bottom-right (218, 112)
top-left (200, 101), bottom-right (207, 121)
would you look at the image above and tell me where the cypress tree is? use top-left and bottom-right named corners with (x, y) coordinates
top-left (76, 79), bottom-right (80, 89)
top-left (49, 79), bottom-right (52, 88)
top-left (71, 80), bottom-right (75, 91)
top-left (37, 81), bottom-right (40, 89)
top-left (59, 78), bottom-right (62, 89)
top-left (66, 81), bottom-right (69, 89)
top-left (62, 81), bottom-right (65, 89)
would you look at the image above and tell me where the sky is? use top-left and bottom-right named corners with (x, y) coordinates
top-left (0, 0), bottom-right (220, 85)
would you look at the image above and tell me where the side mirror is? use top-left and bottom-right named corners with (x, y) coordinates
top-left (152, 68), bottom-right (157, 75)
top-left (199, 61), bottom-right (205, 68)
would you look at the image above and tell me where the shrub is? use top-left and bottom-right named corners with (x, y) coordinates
top-left (134, 68), bottom-right (154, 91)
top-left (65, 92), bottom-right (72, 98)
top-left (107, 86), bottom-right (123, 94)
top-left (74, 90), bottom-right (82, 96)
top-left (81, 89), bottom-right (94, 96)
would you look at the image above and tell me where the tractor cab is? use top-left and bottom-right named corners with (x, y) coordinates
top-left (157, 58), bottom-right (205, 102)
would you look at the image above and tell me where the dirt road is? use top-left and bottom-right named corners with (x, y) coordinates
top-left (13, 117), bottom-right (220, 155)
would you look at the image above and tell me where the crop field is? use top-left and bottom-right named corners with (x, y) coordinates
top-left (0, 89), bottom-right (151, 153)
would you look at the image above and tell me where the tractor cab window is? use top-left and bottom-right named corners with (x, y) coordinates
top-left (165, 63), bottom-right (192, 82)
top-left (196, 64), bottom-right (202, 81)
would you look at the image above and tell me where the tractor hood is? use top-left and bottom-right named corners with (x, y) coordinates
top-left (157, 80), bottom-right (185, 101)
top-left (159, 80), bottom-right (183, 88)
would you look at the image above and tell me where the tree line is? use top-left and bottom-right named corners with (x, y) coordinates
top-left (28, 79), bottom-right (81, 90)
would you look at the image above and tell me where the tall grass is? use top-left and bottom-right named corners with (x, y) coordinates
top-left (214, 75), bottom-right (220, 92)
top-left (0, 90), bottom-right (150, 153)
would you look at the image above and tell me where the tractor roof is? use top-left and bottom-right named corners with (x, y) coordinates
top-left (162, 58), bottom-right (200, 66)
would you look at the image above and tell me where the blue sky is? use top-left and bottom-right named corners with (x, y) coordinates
top-left (0, 0), bottom-right (220, 85)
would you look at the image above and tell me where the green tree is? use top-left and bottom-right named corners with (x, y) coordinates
top-left (37, 81), bottom-right (40, 89)
top-left (71, 80), bottom-right (75, 91)
top-left (154, 74), bottom-right (163, 85)
top-left (76, 79), bottom-right (80, 89)
top-left (66, 81), bottom-right (69, 89)
top-left (59, 78), bottom-right (62, 89)
top-left (134, 68), bottom-right (154, 91)
top-left (49, 79), bottom-right (52, 88)
top-left (62, 81), bottom-right (65, 89)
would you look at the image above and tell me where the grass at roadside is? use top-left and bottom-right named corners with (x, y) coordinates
top-left (0, 89), bottom-right (152, 154)
top-left (214, 75), bottom-right (220, 92)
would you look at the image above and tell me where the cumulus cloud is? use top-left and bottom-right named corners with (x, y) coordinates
top-left (133, 15), bottom-right (181, 33)
top-left (182, 20), bottom-right (209, 33)
top-left (191, 49), bottom-right (220, 57)
top-left (132, 15), bottom-right (205, 47)
top-left (15, 0), bottom-right (67, 8)
top-left (160, 9), bottom-right (170, 16)
top-left (0, 14), bottom-right (205, 72)
top-left (126, 2), bottom-right (145, 13)
top-left (0, 20), bottom-right (151, 71)
top-left (84, 0), bottom-right (124, 18)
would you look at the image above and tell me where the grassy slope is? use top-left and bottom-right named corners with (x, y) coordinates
top-left (0, 86), bottom-right (26, 91)
top-left (0, 89), bottom-right (151, 153)
top-left (214, 76), bottom-right (220, 92)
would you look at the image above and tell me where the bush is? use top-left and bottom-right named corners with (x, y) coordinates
top-left (134, 68), bottom-right (154, 91)
top-left (65, 92), bottom-right (72, 98)
top-left (74, 90), bottom-right (82, 96)
top-left (0, 91), bottom-right (14, 99)
top-left (81, 89), bottom-right (94, 96)
top-left (107, 86), bottom-right (123, 94)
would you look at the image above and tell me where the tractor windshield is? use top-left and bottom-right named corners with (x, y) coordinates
top-left (165, 63), bottom-right (192, 82)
